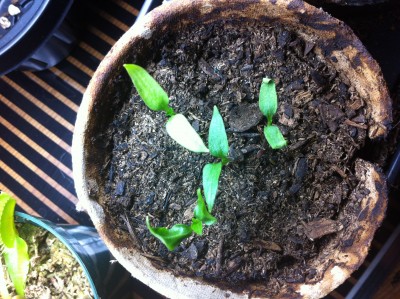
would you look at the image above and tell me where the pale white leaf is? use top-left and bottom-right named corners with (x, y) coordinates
top-left (166, 114), bottom-right (209, 153)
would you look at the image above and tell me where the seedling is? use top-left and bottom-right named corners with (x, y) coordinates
top-left (0, 192), bottom-right (29, 298)
top-left (146, 217), bottom-right (202, 251)
top-left (259, 77), bottom-right (287, 149)
top-left (124, 64), bottom-right (209, 153)
top-left (125, 66), bottom-right (287, 251)
top-left (125, 64), bottom-right (229, 250)
top-left (193, 189), bottom-right (217, 225)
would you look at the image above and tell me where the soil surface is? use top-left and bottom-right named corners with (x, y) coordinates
top-left (3, 223), bottom-right (93, 298)
top-left (103, 21), bottom-right (372, 290)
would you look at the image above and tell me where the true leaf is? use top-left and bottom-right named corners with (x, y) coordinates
top-left (124, 64), bottom-right (174, 115)
top-left (146, 216), bottom-right (193, 251)
top-left (166, 114), bottom-right (209, 153)
top-left (263, 125), bottom-right (287, 149)
top-left (191, 218), bottom-right (203, 235)
top-left (259, 77), bottom-right (277, 125)
top-left (202, 162), bottom-right (222, 212)
top-left (3, 236), bottom-right (29, 297)
top-left (208, 106), bottom-right (229, 160)
top-left (0, 193), bottom-right (17, 248)
top-left (194, 189), bottom-right (217, 226)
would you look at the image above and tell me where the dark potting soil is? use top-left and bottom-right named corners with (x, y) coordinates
top-left (103, 21), bottom-right (373, 290)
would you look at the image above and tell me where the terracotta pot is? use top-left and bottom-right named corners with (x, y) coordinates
top-left (72, 0), bottom-right (392, 298)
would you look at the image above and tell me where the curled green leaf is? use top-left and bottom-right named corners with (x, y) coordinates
top-left (166, 114), bottom-right (209, 153)
top-left (259, 77), bottom-right (277, 126)
top-left (202, 162), bottom-right (222, 212)
top-left (263, 125), bottom-right (287, 149)
top-left (146, 216), bottom-right (193, 251)
top-left (124, 64), bottom-right (174, 115)
top-left (191, 218), bottom-right (203, 235)
top-left (194, 189), bottom-right (217, 226)
top-left (208, 106), bottom-right (229, 160)
top-left (0, 193), bottom-right (17, 248)
top-left (0, 193), bottom-right (29, 297)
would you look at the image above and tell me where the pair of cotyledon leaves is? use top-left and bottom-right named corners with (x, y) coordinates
top-left (0, 193), bottom-right (29, 298)
top-left (124, 64), bottom-right (230, 156)
top-left (259, 77), bottom-right (287, 149)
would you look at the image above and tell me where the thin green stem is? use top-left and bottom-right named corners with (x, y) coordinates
top-left (221, 157), bottom-right (230, 166)
top-left (165, 107), bottom-right (176, 117)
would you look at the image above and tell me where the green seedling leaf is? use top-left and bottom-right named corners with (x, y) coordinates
top-left (264, 125), bottom-right (287, 149)
top-left (166, 114), bottom-right (209, 153)
top-left (124, 64), bottom-right (174, 115)
top-left (0, 193), bottom-right (29, 297)
top-left (146, 216), bottom-right (193, 251)
top-left (208, 106), bottom-right (229, 160)
top-left (191, 218), bottom-right (203, 235)
top-left (4, 236), bottom-right (29, 297)
top-left (202, 162), bottom-right (222, 212)
top-left (0, 193), bottom-right (17, 248)
top-left (194, 189), bottom-right (217, 226)
top-left (259, 77), bottom-right (277, 125)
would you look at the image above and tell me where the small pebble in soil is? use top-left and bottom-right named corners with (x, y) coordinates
top-left (294, 158), bottom-right (308, 180)
top-left (0, 16), bottom-right (11, 29)
top-left (145, 192), bottom-right (155, 205)
top-left (8, 4), bottom-right (21, 16)
top-left (289, 183), bottom-right (301, 195)
top-left (182, 243), bottom-right (198, 260)
top-left (115, 181), bottom-right (125, 196)
top-left (192, 119), bottom-right (200, 132)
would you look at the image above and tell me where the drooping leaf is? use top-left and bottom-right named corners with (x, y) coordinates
top-left (202, 162), bottom-right (222, 212)
top-left (124, 64), bottom-right (174, 115)
top-left (194, 189), bottom-right (217, 226)
top-left (208, 106), bottom-right (229, 160)
top-left (263, 125), bottom-right (287, 149)
top-left (166, 114), bottom-right (209, 153)
top-left (191, 218), bottom-right (203, 235)
top-left (3, 236), bottom-right (29, 297)
top-left (259, 77), bottom-right (277, 125)
top-left (146, 216), bottom-right (193, 251)
top-left (0, 193), bottom-right (17, 248)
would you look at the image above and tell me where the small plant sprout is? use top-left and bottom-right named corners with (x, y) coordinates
top-left (124, 64), bottom-right (230, 251)
top-left (202, 163), bottom-right (222, 213)
top-left (0, 192), bottom-right (30, 299)
top-left (259, 77), bottom-right (287, 149)
top-left (202, 105), bottom-right (229, 213)
top-left (145, 217), bottom-right (201, 251)
top-left (144, 107), bottom-right (228, 250)
top-left (124, 64), bottom-right (209, 153)
top-left (208, 106), bottom-right (229, 164)
top-left (194, 189), bottom-right (217, 225)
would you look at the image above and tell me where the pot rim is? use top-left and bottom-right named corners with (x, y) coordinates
top-left (72, 0), bottom-right (391, 298)
top-left (15, 212), bottom-right (100, 299)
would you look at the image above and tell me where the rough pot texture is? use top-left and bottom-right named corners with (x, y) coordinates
top-left (306, 0), bottom-right (389, 6)
top-left (72, 0), bottom-right (392, 298)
